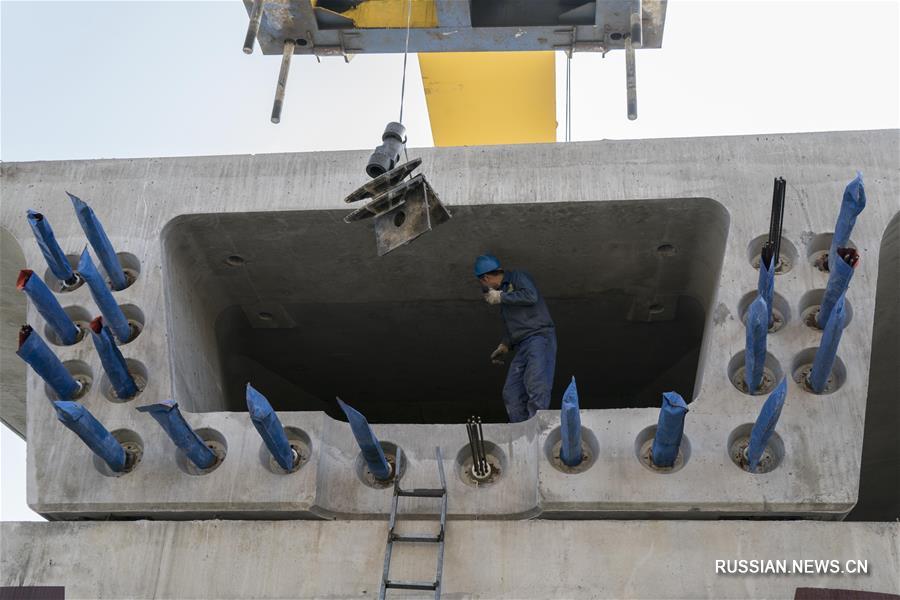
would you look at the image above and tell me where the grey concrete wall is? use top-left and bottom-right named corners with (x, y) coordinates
top-left (2, 520), bottom-right (898, 599)
top-left (163, 199), bottom-right (726, 419)
top-left (1, 131), bottom-right (898, 520)
top-left (0, 226), bottom-right (27, 437)
top-left (850, 211), bottom-right (900, 521)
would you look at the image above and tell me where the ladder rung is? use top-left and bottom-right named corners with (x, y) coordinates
top-left (397, 488), bottom-right (445, 498)
top-left (384, 580), bottom-right (438, 591)
top-left (391, 533), bottom-right (442, 543)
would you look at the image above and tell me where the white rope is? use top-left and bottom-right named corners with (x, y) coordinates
top-left (565, 52), bottom-right (572, 142)
top-left (398, 0), bottom-right (413, 124)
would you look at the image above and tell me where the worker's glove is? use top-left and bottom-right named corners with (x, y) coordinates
top-left (490, 343), bottom-right (509, 365)
top-left (484, 289), bottom-right (503, 305)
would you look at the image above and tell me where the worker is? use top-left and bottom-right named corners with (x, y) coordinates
top-left (474, 254), bottom-right (557, 423)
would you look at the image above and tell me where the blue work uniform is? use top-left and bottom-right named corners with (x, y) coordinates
top-left (497, 270), bottom-right (557, 423)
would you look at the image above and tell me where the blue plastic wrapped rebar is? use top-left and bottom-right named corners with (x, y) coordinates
top-left (137, 400), bottom-right (217, 470)
top-left (337, 397), bottom-right (391, 480)
top-left (808, 295), bottom-right (847, 394)
top-left (17, 270), bottom-right (79, 345)
top-left (53, 401), bottom-right (126, 472)
top-left (69, 192), bottom-right (128, 291)
top-left (247, 383), bottom-right (296, 471)
top-left (746, 378), bottom-right (787, 472)
top-left (560, 377), bottom-right (582, 467)
top-left (651, 391), bottom-right (689, 468)
top-left (78, 248), bottom-right (132, 342)
top-left (89, 317), bottom-right (138, 400)
top-left (817, 247), bottom-right (858, 328)
top-left (26, 209), bottom-right (77, 286)
top-left (757, 254), bottom-right (775, 326)
top-left (16, 325), bottom-right (80, 400)
top-left (828, 172), bottom-right (866, 266)
top-left (744, 295), bottom-right (769, 394)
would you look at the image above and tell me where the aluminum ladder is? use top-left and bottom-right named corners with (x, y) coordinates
top-left (379, 447), bottom-right (447, 600)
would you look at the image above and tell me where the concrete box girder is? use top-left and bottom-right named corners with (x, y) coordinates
top-left (1, 130), bottom-right (897, 520)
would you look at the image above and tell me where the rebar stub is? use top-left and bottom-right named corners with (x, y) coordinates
top-left (267, 443), bottom-right (307, 474)
top-left (795, 363), bottom-right (838, 394)
top-left (731, 366), bottom-right (778, 395)
top-left (459, 453), bottom-right (502, 486)
top-left (638, 438), bottom-right (685, 474)
top-left (731, 438), bottom-right (779, 474)
top-left (549, 439), bottom-right (594, 474)
top-left (59, 273), bottom-right (84, 292)
top-left (469, 462), bottom-right (493, 481)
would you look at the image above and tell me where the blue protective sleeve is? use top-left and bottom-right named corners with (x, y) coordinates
top-left (78, 249), bottom-right (132, 342)
top-left (651, 391), bottom-right (689, 468)
top-left (560, 377), bottom-right (582, 467)
top-left (247, 383), bottom-right (295, 471)
top-left (18, 270), bottom-right (79, 345)
top-left (809, 296), bottom-right (846, 394)
top-left (337, 397), bottom-right (390, 480)
top-left (53, 401), bottom-right (126, 472)
top-left (26, 210), bottom-right (75, 283)
top-left (828, 172), bottom-right (866, 262)
top-left (69, 193), bottom-right (128, 291)
top-left (744, 295), bottom-right (769, 394)
top-left (89, 319), bottom-right (138, 399)
top-left (16, 326), bottom-right (80, 400)
top-left (746, 378), bottom-right (787, 473)
top-left (500, 271), bottom-right (539, 306)
top-left (817, 252), bottom-right (855, 328)
top-left (137, 400), bottom-right (217, 469)
top-left (757, 254), bottom-right (775, 325)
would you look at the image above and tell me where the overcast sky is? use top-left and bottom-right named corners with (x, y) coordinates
top-left (1, 0), bottom-right (899, 521)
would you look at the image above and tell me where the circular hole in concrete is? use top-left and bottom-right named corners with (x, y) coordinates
top-left (455, 441), bottom-right (506, 487)
top-left (737, 291), bottom-right (791, 333)
top-left (747, 234), bottom-right (798, 275)
top-left (259, 426), bottom-right (311, 474)
top-left (656, 243), bottom-right (677, 256)
top-left (117, 304), bottom-right (145, 344)
top-left (100, 358), bottom-right (147, 403)
top-left (93, 428), bottom-right (144, 477)
top-left (224, 254), bottom-right (245, 267)
top-left (727, 350), bottom-right (783, 396)
top-left (727, 423), bottom-right (784, 474)
top-left (634, 425), bottom-right (691, 474)
top-left (43, 255), bottom-right (83, 293)
top-left (610, 32), bottom-right (623, 40)
top-left (807, 233), bottom-right (857, 273)
top-left (107, 252), bottom-right (140, 291)
top-left (544, 426), bottom-right (598, 474)
top-left (791, 347), bottom-right (847, 395)
top-left (43, 305), bottom-right (91, 346)
top-left (44, 359), bottom-right (92, 400)
top-left (393, 211), bottom-right (406, 227)
top-left (257, 311), bottom-right (274, 321)
top-left (355, 441), bottom-right (405, 489)
top-left (295, 38), bottom-right (308, 46)
top-left (176, 427), bottom-right (227, 475)
top-left (799, 289), bottom-right (854, 331)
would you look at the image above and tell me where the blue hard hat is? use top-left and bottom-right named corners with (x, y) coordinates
top-left (473, 254), bottom-right (502, 277)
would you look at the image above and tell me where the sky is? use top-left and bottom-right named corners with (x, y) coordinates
top-left (1, 0), bottom-right (899, 520)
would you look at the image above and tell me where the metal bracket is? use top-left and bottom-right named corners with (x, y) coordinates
top-left (344, 159), bottom-right (451, 256)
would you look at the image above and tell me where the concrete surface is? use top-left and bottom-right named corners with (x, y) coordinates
top-left (1, 131), bottom-right (898, 519)
top-left (2, 520), bottom-right (898, 599)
